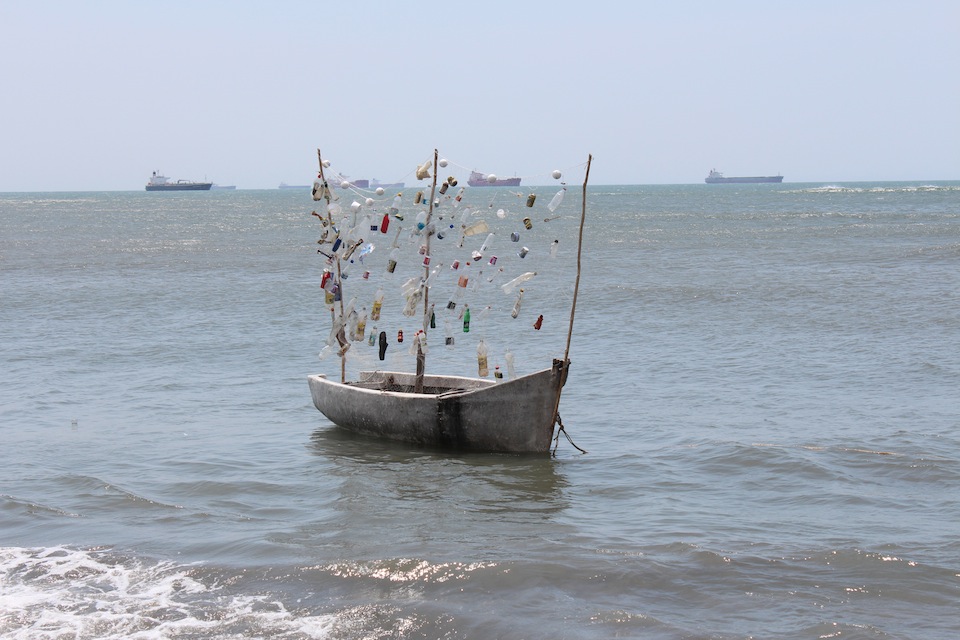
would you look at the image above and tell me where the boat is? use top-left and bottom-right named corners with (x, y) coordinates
top-left (145, 171), bottom-right (212, 191)
top-left (370, 178), bottom-right (405, 189)
top-left (705, 169), bottom-right (783, 184)
top-left (279, 182), bottom-right (310, 189)
top-left (211, 184), bottom-right (236, 190)
top-left (307, 149), bottom-right (590, 454)
top-left (308, 362), bottom-right (568, 452)
top-left (467, 171), bottom-right (521, 187)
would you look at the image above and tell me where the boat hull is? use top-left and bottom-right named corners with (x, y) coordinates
top-left (705, 176), bottom-right (783, 184)
top-left (146, 183), bottom-right (213, 191)
top-left (467, 171), bottom-right (521, 187)
top-left (308, 360), bottom-right (568, 453)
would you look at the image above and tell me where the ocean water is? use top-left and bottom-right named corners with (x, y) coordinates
top-left (1, 181), bottom-right (959, 639)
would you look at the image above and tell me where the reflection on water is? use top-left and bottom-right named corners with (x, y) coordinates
top-left (308, 426), bottom-right (570, 529)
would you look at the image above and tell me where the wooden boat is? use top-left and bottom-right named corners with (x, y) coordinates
top-left (308, 360), bottom-right (567, 452)
top-left (307, 150), bottom-right (590, 454)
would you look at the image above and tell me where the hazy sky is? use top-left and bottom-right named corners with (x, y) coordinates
top-left (2, 1), bottom-right (957, 191)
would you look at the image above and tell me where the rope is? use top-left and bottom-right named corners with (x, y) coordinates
top-left (552, 413), bottom-right (587, 455)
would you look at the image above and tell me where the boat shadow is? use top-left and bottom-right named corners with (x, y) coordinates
top-left (308, 425), bottom-right (570, 516)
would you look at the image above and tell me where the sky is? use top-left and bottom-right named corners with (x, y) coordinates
top-left (1, 0), bottom-right (958, 191)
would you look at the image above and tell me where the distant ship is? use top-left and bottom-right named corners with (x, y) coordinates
top-left (370, 178), bottom-right (405, 189)
top-left (278, 182), bottom-right (310, 189)
top-left (705, 169), bottom-right (783, 184)
top-left (146, 171), bottom-right (212, 191)
top-left (211, 184), bottom-right (236, 190)
top-left (467, 171), bottom-right (521, 187)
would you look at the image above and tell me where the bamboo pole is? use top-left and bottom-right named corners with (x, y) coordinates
top-left (552, 154), bottom-right (592, 432)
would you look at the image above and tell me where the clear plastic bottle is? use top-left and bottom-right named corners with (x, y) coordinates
top-left (444, 319), bottom-right (454, 347)
top-left (390, 193), bottom-right (402, 215)
top-left (386, 247), bottom-right (399, 274)
top-left (511, 289), bottom-right (524, 319)
top-left (477, 339), bottom-right (489, 377)
top-left (547, 188), bottom-right (565, 212)
top-left (505, 350), bottom-right (516, 379)
top-left (418, 330), bottom-right (428, 355)
top-left (502, 271), bottom-right (536, 293)
top-left (550, 239), bottom-right (559, 258)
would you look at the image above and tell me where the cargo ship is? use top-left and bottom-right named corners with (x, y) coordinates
top-left (705, 169), bottom-right (783, 184)
top-left (145, 171), bottom-right (212, 191)
top-left (370, 178), bottom-right (405, 189)
top-left (467, 170), bottom-right (521, 187)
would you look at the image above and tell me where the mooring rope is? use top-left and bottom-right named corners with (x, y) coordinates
top-left (552, 413), bottom-right (587, 455)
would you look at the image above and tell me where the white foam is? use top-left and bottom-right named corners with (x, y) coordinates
top-left (0, 546), bottom-right (337, 639)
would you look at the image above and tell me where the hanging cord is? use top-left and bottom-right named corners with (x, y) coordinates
top-left (552, 414), bottom-right (587, 455)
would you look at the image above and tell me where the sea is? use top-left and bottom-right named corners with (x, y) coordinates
top-left (1, 179), bottom-right (958, 639)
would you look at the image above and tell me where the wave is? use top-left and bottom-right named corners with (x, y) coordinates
top-left (0, 546), bottom-right (337, 639)
top-left (785, 184), bottom-right (960, 194)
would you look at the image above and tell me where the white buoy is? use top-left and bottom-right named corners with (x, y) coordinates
top-left (487, 174), bottom-right (497, 183)
top-left (552, 169), bottom-right (562, 179)
top-left (376, 187), bottom-right (385, 195)
top-left (439, 158), bottom-right (449, 168)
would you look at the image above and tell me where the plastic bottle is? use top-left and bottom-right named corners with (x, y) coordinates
top-left (370, 287), bottom-right (384, 320)
top-left (378, 331), bottom-right (388, 360)
top-left (355, 307), bottom-right (367, 340)
top-left (511, 289), bottom-right (524, 318)
top-left (505, 350), bottom-right (516, 379)
top-left (390, 193), bottom-right (402, 215)
top-left (424, 264), bottom-right (442, 287)
top-left (463, 220), bottom-right (489, 237)
top-left (444, 319), bottom-right (454, 347)
top-left (386, 247), bottom-right (399, 274)
top-left (462, 305), bottom-right (471, 333)
top-left (534, 314), bottom-right (543, 330)
top-left (494, 366), bottom-right (503, 380)
top-left (347, 309), bottom-right (359, 341)
top-left (526, 194), bottom-right (536, 207)
top-left (502, 271), bottom-right (536, 293)
top-left (369, 326), bottom-right (377, 346)
top-left (418, 330), bottom-right (428, 355)
top-left (479, 233), bottom-right (495, 255)
top-left (547, 188), bottom-right (565, 212)
top-left (380, 213), bottom-right (390, 234)
top-left (477, 339), bottom-right (489, 377)
top-left (550, 239), bottom-right (559, 258)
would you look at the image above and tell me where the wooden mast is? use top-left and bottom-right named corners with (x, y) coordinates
top-left (316, 148), bottom-right (348, 384)
top-left (415, 149), bottom-right (440, 393)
